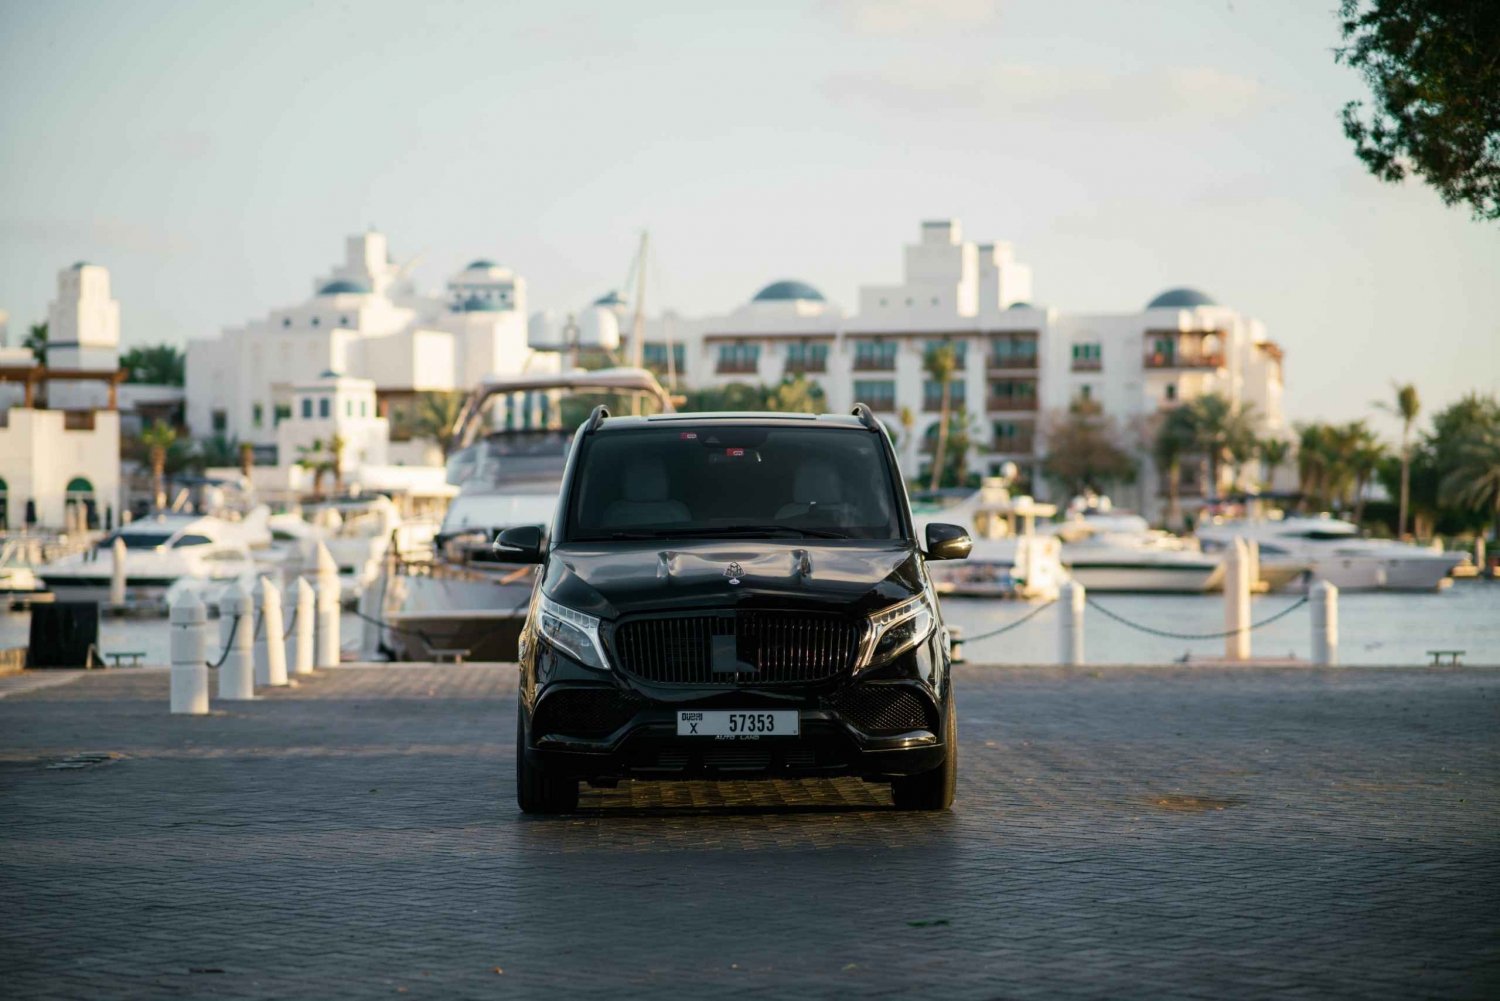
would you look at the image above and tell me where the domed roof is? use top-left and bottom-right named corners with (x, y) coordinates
top-left (752, 280), bottom-right (824, 303)
top-left (593, 290), bottom-right (626, 307)
top-left (1147, 287), bottom-right (1217, 309)
top-left (1007, 301), bottom-right (1035, 310)
top-left (466, 259), bottom-right (497, 270)
top-left (318, 279), bottom-right (372, 296)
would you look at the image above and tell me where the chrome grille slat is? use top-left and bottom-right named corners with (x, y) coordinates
top-left (613, 611), bottom-right (857, 686)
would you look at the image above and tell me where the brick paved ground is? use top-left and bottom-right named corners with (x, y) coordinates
top-left (1, 663), bottom-right (1496, 999)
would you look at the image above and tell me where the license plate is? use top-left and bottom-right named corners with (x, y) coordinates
top-left (677, 710), bottom-right (799, 737)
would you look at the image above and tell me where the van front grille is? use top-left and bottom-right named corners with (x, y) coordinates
top-left (611, 611), bottom-right (860, 686)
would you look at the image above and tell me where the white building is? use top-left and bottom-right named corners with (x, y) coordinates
top-left (636, 220), bottom-right (1286, 520)
top-left (185, 232), bottom-right (555, 454)
top-left (275, 372), bottom-right (389, 473)
top-left (0, 263), bottom-right (123, 530)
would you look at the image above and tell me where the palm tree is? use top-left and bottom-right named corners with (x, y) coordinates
top-left (238, 442), bottom-right (255, 481)
top-left (1439, 422), bottom-right (1500, 539)
top-left (1179, 394), bottom-right (1257, 498)
top-left (765, 375), bottom-right (825, 414)
top-left (923, 344), bottom-right (959, 491)
top-left (1377, 383), bottom-right (1421, 537)
top-left (296, 439), bottom-right (335, 499)
top-left (1348, 432), bottom-right (1386, 524)
top-left (23, 322), bottom-right (47, 365)
top-left (329, 434), bottom-right (347, 496)
top-left (140, 420), bottom-right (176, 511)
top-left (1258, 437), bottom-right (1291, 491)
top-left (404, 391), bottom-right (469, 457)
top-left (1152, 406), bottom-right (1197, 527)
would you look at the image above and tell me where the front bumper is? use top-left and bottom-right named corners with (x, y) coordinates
top-left (524, 678), bottom-right (948, 782)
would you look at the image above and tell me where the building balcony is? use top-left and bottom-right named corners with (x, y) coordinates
top-left (1071, 359), bottom-right (1103, 372)
top-left (63, 410), bottom-right (97, 431)
top-left (715, 360), bottom-right (760, 375)
top-left (862, 397), bottom-right (897, 413)
top-left (922, 397), bottom-right (967, 414)
top-left (784, 360), bottom-right (827, 374)
top-left (1144, 351), bottom-right (1225, 370)
top-left (987, 355), bottom-right (1038, 371)
top-left (985, 396), bottom-right (1038, 412)
top-left (853, 357), bottom-right (897, 372)
top-left (990, 437), bottom-right (1035, 454)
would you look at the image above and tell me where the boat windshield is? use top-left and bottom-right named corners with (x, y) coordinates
top-left (446, 430), bottom-right (574, 493)
top-left (106, 532), bottom-right (173, 550)
top-left (565, 426), bottom-right (903, 542)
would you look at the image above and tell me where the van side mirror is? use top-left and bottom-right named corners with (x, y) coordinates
top-left (494, 525), bottom-right (545, 564)
top-left (925, 523), bottom-right (972, 561)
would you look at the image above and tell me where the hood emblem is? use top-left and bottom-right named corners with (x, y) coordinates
top-left (724, 561), bottom-right (744, 586)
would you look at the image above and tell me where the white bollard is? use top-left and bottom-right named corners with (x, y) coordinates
top-left (293, 577), bottom-right (316, 675)
top-left (217, 581), bottom-right (256, 700)
top-left (1058, 579), bottom-right (1085, 666)
top-left (169, 591), bottom-right (209, 714)
top-left (315, 542), bottom-right (341, 668)
top-left (1311, 579), bottom-right (1339, 666)
top-left (109, 536), bottom-right (127, 607)
top-left (1244, 539), bottom-right (1260, 593)
top-left (1224, 538), bottom-right (1252, 662)
top-left (254, 576), bottom-right (289, 687)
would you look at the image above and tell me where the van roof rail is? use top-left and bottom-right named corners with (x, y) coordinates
top-left (584, 405), bottom-right (610, 434)
top-left (850, 402), bottom-right (880, 432)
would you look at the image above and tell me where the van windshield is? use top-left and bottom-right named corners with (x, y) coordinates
top-left (566, 426), bottom-right (904, 542)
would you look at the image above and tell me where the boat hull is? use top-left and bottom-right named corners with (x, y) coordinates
top-left (380, 573), bottom-right (533, 662)
top-left (1064, 561), bottom-right (1222, 593)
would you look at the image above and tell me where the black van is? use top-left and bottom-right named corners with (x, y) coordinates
top-left (498, 405), bottom-right (971, 813)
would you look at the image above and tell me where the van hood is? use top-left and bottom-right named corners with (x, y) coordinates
top-left (546, 540), bottom-right (923, 619)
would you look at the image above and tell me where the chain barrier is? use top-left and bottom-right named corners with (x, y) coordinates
top-left (959, 599), bottom-right (1058, 643)
top-left (204, 614), bottom-right (242, 670)
top-left (1084, 594), bottom-right (1310, 641)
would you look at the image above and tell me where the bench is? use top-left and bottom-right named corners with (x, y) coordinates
top-left (1426, 649), bottom-right (1465, 666)
top-left (103, 651), bottom-right (147, 667)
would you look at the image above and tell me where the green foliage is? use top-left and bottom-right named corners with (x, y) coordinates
top-left (1379, 392), bottom-right (1500, 534)
top-left (120, 344), bottom-right (185, 385)
top-left (920, 410), bottom-right (976, 489)
top-left (1336, 0), bottom-right (1500, 220)
top-left (1041, 400), bottom-right (1138, 496)
top-left (389, 390), bottom-right (467, 454)
top-left (23, 322), bottom-right (47, 365)
top-left (1294, 419), bottom-right (1386, 515)
top-left (676, 376), bottom-right (826, 415)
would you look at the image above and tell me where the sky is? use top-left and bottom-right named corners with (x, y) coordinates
top-left (1, 0), bottom-right (1496, 438)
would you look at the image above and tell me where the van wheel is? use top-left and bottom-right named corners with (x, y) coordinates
top-left (516, 698), bottom-right (579, 814)
top-left (891, 698), bottom-right (957, 811)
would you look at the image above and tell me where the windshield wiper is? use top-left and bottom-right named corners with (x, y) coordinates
top-left (668, 525), bottom-right (850, 540)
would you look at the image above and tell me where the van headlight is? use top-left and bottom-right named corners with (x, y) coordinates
top-left (537, 595), bottom-right (610, 671)
top-left (858, 592), bottom-right (936, 669)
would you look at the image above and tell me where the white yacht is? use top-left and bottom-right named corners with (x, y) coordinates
top-left (913, 479), bottom-right (1067, 601)
top-left (1053, 507), bottom-right (1225, 593)
top-left (269, 497), bottom-right (436, 604)
top-left (38, 512), bottom-right (263, 602)
top-left (369, 368), bottom-right (676, 661)
top-left (1196, 514), bottom-right (1465, 591)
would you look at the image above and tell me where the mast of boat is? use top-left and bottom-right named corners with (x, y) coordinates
top-left (627, 230), bottom-right (649, 413)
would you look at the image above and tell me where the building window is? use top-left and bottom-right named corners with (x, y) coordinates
top-left (282, 318), bottom-right (291, 328)
top-left (987, 379), bottom-right (1038, 410)
top-left (989, 335), bottom-right (1038, 369)
top-left (252, 403), bottom-right (263, 428)
top-left (360, 400), bottom-right (367, 417)
top-left (275, 404), bottom-right (291, 425)
top-left (923, 379), bottom-right (967, 412)
top-left (1071, 343), bottom-right (1102, 370)
top-left (1164, 384), bottom-right (1177, 402)
top-left (924, 339), bottom-right (967, 367)
top-left (853, 379), bottom-right (897, 412)
top-left (340, 315), bottom-right (350, 326)
top-left (65, 476), bottom-right (98, 530)
top-left (319, 398), bottom-right (330, 418)
top-left (931, 297), bottom-right (939, 306)
top-left (853, 340), bottom-right (898, 371)
top-left (211, 409), bottom-right (227, 433)
top-left (1080, 384), bottom-right (1093, 401)
top-left (642, 343), bottom-right (686, 373)
top-left (715, 343), bottom-right (760, 374)
top-left (311, 316), bottom-right (320, 327)
top-left (345, 400), bottom-right (353, 417)
top-left (784, 341), bottom-right (828, 373)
